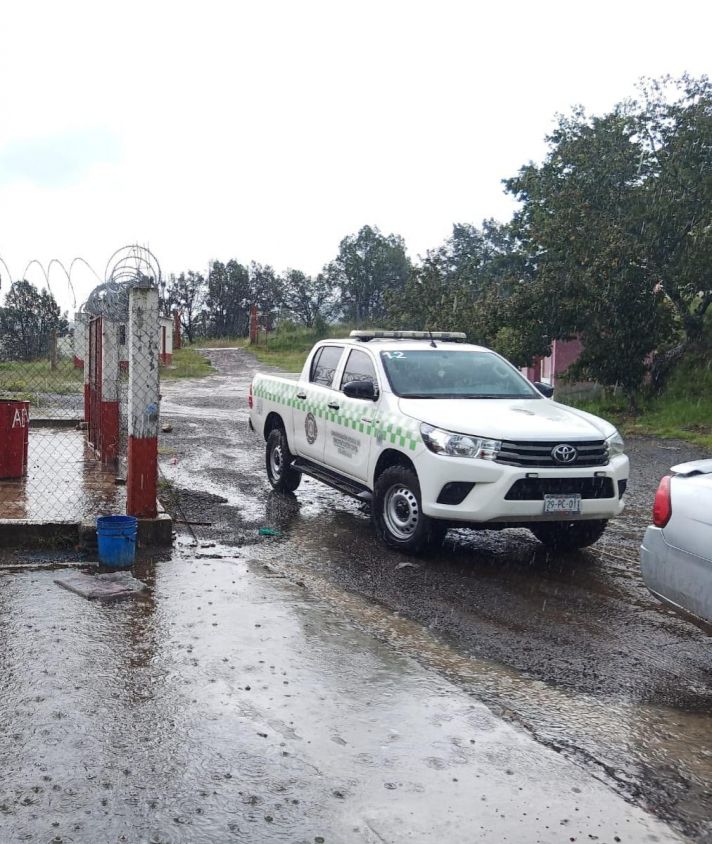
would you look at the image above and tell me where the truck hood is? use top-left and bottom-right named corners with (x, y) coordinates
top-left (397, 397), bottom-right (616, 441)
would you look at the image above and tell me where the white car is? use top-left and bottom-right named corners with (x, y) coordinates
top-left (249, 331), bottom-right (629, 554)
top-left (641, 459), bottom-right (712, 626)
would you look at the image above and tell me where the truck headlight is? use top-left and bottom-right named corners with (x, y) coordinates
top-left (606, 430), bottom-right (625, 456)
top-left (421, 423), bottom-right (500, 460)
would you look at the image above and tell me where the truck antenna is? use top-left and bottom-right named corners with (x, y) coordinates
top-left (428, 329), bottom-right (437, 348)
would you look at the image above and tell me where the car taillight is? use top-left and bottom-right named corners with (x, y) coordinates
top-left (652, 475), bottom-right (672, 527)
top-left (248, 383), bottom-right (253, 410)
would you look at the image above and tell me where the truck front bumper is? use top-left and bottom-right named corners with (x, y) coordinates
top-left (418, 452), bottom-right (629, 524)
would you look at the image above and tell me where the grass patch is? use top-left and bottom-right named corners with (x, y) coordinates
top-left (0, 358), bottom-right (83, 395)
top-left (565, 350), bottom-right (712, 449)
top-left (245, 324), bottom-right (357, 372)
top-left (190, 337), bottom-right (246, 348)
top-left (186, 325), bottom-right (375, 371)
top-left (0, 358), bottom-right (82, 408)
top-left (161, 347), bottom-right (216, 379)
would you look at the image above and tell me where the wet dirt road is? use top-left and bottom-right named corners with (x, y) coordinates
top-left (0, 542), bottom-right (681, 844)
top-left (157, 348), bottom-right (712, 842)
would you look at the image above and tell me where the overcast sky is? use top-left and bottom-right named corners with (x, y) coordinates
top-left (1, 0), bottom-right (710, 311)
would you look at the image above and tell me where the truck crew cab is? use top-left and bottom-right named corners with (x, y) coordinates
top-left (249, 331), bottom-right (629, 554)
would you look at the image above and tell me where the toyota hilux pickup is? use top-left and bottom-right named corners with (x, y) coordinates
top-left (248, 330), bottom-right (629, 554)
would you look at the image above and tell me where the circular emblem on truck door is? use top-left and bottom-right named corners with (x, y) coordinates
top-left (305, 413), bottom-right (318, 445)
top-left (551, 444), bottom-right (577, 464)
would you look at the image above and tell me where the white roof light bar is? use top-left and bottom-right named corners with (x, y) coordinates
top-left (350, 330), bottom-right (467, 342)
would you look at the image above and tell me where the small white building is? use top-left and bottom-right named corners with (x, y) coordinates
top-left (159, 316), bottom-right (174, 366)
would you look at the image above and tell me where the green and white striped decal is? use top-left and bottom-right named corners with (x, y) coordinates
top-left (253, 376), bottom-right (420, 451)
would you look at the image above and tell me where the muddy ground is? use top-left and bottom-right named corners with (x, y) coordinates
top-left (156, 347), bottom-right (712, 841)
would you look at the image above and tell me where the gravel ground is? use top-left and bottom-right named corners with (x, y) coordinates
top-left (158, 347), bottom-right (712, 841)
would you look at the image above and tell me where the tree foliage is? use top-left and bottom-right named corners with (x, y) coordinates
top-left (0, 280), bottom-right (69, 361)
top-left (327, 225), bottom-right (411, 324)
top-left (281, 269), bottom-right (336, 328)
top-left (387, 221), bottom-right (547, 365)
top-left (504, 74), bottom-right (712, 397)
top-left (167, 271), bottom-right (206, 344)
top-left (205, 260), bottom-right (252, 337)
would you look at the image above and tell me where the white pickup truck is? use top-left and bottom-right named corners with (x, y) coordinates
top-left (248, 330), bottom-right (629, 554)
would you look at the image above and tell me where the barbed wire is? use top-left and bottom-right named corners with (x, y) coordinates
top-left (0, 246), bottom-right (161, 320)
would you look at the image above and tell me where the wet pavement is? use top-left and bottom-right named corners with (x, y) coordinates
top-left (1, 347), bottom-right (709, 842)
top-left (0, 546), bottom-right (683, 843)
top-left (0, 429), bottom-right (125, 522)
top-left (156, 348), bottom-right (712, 841)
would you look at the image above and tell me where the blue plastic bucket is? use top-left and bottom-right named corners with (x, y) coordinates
top-left (96, 515), bottom-right (138, 568)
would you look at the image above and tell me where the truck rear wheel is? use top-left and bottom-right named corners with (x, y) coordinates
top-left (266, 428), bottom-right (301, 493)
top-left (373, 466), bottom-right (442, 554)
top-left (530, 519), bottom-right (607, 552)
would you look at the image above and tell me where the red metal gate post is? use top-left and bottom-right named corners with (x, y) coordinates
top-left (100, 319), bottom-right (120, 463)
top-left (87, 317), bottom-right (103, 449)
top-left (126, 282), bottom-right (159, 518)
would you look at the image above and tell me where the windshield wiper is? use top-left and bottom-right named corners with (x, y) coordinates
top-left (458, 393), bottom-right (529, 399)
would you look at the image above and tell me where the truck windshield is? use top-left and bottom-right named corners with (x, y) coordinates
top-left (379, 350), bottom-right (541, 399)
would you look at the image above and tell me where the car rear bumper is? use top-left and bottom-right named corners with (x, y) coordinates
top-left (641, 526), bottom-right (712, 626)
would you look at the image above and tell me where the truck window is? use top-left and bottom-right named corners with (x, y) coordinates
top-left (340, 349), bottom-right (377, 389)
top-left (309, 345), bottom-right (343, 388)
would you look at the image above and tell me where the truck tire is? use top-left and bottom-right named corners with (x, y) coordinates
top-left (530, 519), bottom-right (607, 552)
top-left (373, 466), bottom-right (442, 554)
top-left (266, 428), bottom-right (301, 493)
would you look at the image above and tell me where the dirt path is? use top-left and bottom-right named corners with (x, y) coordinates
top-left (159, 347), bottom-right (712, 841)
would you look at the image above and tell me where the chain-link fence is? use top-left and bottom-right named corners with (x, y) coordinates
top-left (0, 246), bottom-right (162, 526)
top-left (0, 322), bottom-right (123, 521)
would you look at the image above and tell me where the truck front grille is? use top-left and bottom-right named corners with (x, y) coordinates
top-left (496, 439), bottom-right (608, 468)
top-left (505, 477), bottom-right (615, 501)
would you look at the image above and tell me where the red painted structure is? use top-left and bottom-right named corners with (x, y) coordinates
top-left (100, 400), bottom-right (120, 463)
top-left (126, 284), bottom-right (160, 519)
top-left (87, 316), bottom-right (120, 464)
top-left (160, 323), bottom-right (172, 366)
top-left (523, 338), bottom-right (583, 387)
top-left (0, 400), bottom-right (30, 479)
top-left (88, 317), bottom-right (102, 450)
top-left (126, 436), bottom-right (158, 517)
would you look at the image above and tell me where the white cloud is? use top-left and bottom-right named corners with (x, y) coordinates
top-left (0, 0), bottom-right (710, 310)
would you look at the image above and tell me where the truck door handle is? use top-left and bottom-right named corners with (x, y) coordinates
top-left (296, 391), bottom-right (307, 399)
top-left (361, 417), bottom-right (373, 424)
top-left (327, 402), bottom-right (340, 411)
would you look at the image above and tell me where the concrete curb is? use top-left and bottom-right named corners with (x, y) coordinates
top-left (0, 501), bottom-right (173, 549)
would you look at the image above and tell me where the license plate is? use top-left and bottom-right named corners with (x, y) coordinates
top-left (543, 494), bottom-right (581, 514)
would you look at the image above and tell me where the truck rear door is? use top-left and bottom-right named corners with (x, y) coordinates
top-left (291, 344), bottom-right (345, 466)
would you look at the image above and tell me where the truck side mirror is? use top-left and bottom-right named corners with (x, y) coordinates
top-left (343, 379), bottom-right (378, 401)
top-left (534, 381), bottom-right (554, 398)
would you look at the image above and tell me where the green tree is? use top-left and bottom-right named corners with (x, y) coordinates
top-left (328, 225), bottom-right (410, 324)
top-left (0, 280), bottom-right (69, 362)
top-left (249, 263), bottom-right (283, 331)
top-left (204, 260), bottom-right (251, 337)
top-left (387, 221), bottom-right (546, 364)
top-left (281, 269), bottom-right (337, 327)
top-left (504, 75), bottom-right (712, 398)
top-left (167, 271), bottom-right (206, 344)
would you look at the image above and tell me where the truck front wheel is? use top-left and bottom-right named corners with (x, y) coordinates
top-left (530, 519), bottom-right (607, 552)
top-left (373, 466), bottom-right (442, 554)
top-left (266, 428), bottom-right (301, 493)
